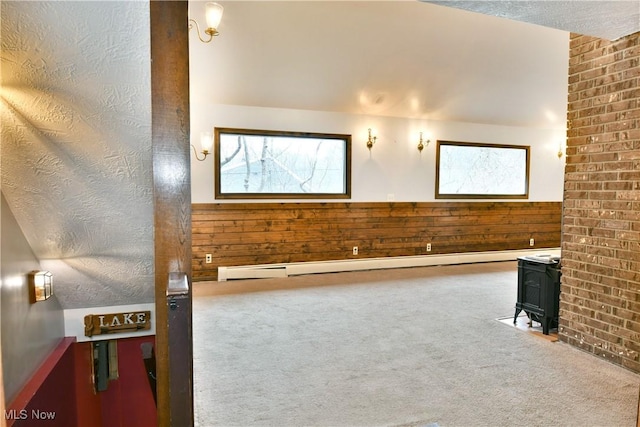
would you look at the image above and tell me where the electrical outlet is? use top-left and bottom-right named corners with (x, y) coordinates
top-left (205, 254), bottom-right (212, 263)
top-left (426, 243), bottom-right (432, 252)
top-left (353, 246), bottom-right (358, 255)
top-left (529, 238), bottom-right (535, 247)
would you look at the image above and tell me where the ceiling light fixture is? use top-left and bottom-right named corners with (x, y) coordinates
top-left (192, 132), bottom-right (213, 161)
top-left (189, 2), bottom-right (224, 43)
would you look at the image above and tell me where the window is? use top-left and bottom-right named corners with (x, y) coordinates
top-left (215, 128), bottom-right (351, 199)
top-left (435, 140), bottom-right (530, 199)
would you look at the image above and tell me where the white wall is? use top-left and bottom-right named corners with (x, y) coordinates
top-left (1, 194), bottom-right (65, 402)
top-left (190, 103), bottom-right (565, 203)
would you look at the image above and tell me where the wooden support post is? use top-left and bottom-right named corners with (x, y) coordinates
top-left (150, 1), bottom-right (192, 425)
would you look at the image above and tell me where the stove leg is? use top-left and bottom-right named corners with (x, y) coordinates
top-left (513, 308), bottom-right (522, 324)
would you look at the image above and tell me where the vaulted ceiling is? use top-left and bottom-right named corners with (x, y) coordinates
top-left (190, 0), bottom-right (639, 129)
top-left (189, 1), bottom-right (571, 129)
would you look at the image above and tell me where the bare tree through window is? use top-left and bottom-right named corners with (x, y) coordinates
top-left (435, 140), bottom-right (530, 199)
top-left (214, 128), bottom-right (351, 199)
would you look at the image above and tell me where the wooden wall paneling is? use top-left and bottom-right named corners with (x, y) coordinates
top-left (192, 202), bottom-right (562, 281)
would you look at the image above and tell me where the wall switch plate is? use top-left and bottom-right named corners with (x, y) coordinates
top-left (205, 254), bottom-right (212, 263)
top-left (353, 246), bottom-right (358, 255)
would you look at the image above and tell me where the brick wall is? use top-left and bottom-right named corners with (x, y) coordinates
top-left (560, 32), bottom-right (640, 372)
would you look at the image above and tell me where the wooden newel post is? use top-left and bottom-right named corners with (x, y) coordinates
top-left (167, 273), bottom-right (193, 426)
top-left (150, 0), bottom-right (192, 425)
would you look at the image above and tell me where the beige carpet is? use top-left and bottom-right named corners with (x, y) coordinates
top-left (193, 261), bottom-right (640, 427)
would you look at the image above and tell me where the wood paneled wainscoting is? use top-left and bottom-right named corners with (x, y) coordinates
top-left (192, 201), bottom-right (562, 281)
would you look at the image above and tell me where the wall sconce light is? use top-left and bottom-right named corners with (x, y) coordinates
top-left (28, 270), bottom-right (53, 303)
top-left (191, 131), bottom-right (213, 161)
top-left (417, 132), bottom-right (430, 152)
top-left (366, 128), bottom-right (377, 150)
top-left (189, 2), bottom-right (224, 43)
top-left (557, 141), bottom-right (565, 159)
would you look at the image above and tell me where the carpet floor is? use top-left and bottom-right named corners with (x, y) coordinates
top-left (193, 261), bottom-right (640, 427)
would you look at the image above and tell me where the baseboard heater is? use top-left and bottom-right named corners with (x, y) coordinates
top-left (217, 248), bottom-right (561, 281)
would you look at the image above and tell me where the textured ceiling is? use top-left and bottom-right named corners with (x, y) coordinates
top-left (1, 1), bottom-right (153, 309)
top-left (422, 1), bottom-right (640, 41)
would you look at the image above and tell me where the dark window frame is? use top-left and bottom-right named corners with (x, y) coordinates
top-left (435, 140), bottom-right (530, 199)
top-left (214, 127), bottom-right (352, 200)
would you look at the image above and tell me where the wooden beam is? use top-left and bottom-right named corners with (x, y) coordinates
top-left (150, 1), bottom-right (192, 425)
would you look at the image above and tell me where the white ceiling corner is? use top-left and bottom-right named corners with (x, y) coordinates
top-left (421, 1), bottom-right (640, 41)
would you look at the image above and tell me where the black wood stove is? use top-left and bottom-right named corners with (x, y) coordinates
top-left (514, 255), bottom-right (561, 335)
